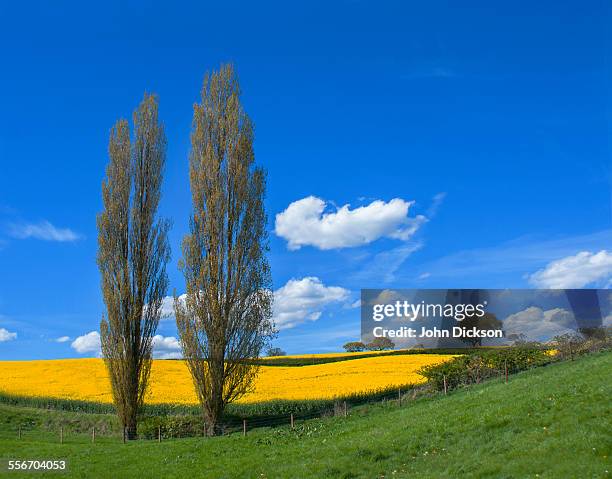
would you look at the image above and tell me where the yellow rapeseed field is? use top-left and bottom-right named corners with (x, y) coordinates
top-left (262, 350), bottom-right (402, 360)
top-left (0, 354), bottom-right (453, 405)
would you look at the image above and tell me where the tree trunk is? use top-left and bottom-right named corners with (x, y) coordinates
top-left (204, 399), bottom-right (224, 436)
top-left (126, 417), bottom-right (138, 440)
top-left (203, 340), bottom-right (225, 436)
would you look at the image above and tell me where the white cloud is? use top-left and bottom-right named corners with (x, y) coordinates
top-left (275, 196), bottom-right (426, 250)
top-left (9, 220), bottom-right (81, 242)
top-left (71, 331), bottom-right (101, 354)
top-left (71, 331), bottom-right (182, 359)
top-left (528, 250), bottom-right (612, 288)
top-left (0, 327), bottom-right (17, 342)
top-left (159, 294), bottom-right (186, 320)
top-left (273, 277), bottom-right (350, 329)
top-left (55, 336), bottom-right (70, 343)
top-left (361, 242), bottom-right (423, 283)
top-left (504, 307), bottom-right (576, 342)
top-left (426, 192), bottom-right (447, 218)
top-left (416, 230), bottom-right (612, 285)
top-left (152, 335), bottom-right (182, 359)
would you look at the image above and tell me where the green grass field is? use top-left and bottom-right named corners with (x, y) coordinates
top-left (1, 351), bottom-right (610, 478)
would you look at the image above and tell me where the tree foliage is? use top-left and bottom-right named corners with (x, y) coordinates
top-left (175, 64), bottom-right (274, 436)
top-left (343, 341), bottom-right (366, 352)
top-left (366, 337), bottom-right (395, 351)
top-left (97, 94), bottom-right (170, 439)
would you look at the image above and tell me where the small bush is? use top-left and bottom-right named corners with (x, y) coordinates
top-left (138, 416), bottom-right (204, 439)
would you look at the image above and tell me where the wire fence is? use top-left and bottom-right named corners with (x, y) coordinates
top-left (0, 374), bottom-right (518, 445)
top-left (3, 348), bottom-right (600, 445)
top-left (0, 384), bottom-right (428, 445)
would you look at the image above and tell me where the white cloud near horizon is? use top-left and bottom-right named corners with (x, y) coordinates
top-left (151, 335), bottom-right (182, 359)
top-left (158, 279), bottom-right (352, 330)
top-left (528, 250), bottom-right (612, 288)
top-left (71, 331), bottom-right (101, 354)
top-left (275, 196), bottom-right (426, 250)
top-left (9, 220), bottom-right (81, 242)
top-left (503, 307), bottom-right (576, 342)
top-left (70, 330), bottom-right (181, 359)
top-left (273, 277), bottom-right (350, 329)
top-left (0, 327), bottom-right (17, 342)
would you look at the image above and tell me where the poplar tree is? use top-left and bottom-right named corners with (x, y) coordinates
top-left (97, 94), bottom-right (170, 439)
top-left (176, 64), bottom-right (274, 436)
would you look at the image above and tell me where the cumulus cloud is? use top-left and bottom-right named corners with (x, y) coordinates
top-left (71, 331), bottom-right (182, 359)
top-left (275, 196), bottom-right (426, 250)
top-left (9, 220), bottom-right (81, 242)
top-left (55, 336), bottom-right (70, 343)
top-left (528, 250), bottom-right (612, 288)
top-left (0, 327), bottom-right (17, 342)
top-left (71, 331), bottom-right (101, 354)
top-left (152, 335), bottom-right (182, 359)
top-left (273, 277), bottom-right (350, 329)
top-left (159, 294), bottom-right (186, 319)
top-left (503, 307), bottom-right (576, 342)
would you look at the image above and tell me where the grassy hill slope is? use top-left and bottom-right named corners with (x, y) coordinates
top-left (1, 351), bottom-right (610, 478)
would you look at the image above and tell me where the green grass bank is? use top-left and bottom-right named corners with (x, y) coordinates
top-left (0, 351), bottom-right (610, 478)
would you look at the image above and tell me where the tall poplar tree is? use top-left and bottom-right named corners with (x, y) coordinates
top-left (176, 64), bottom-right (274, 436)
top-left (97, 94), bottom-right (170, 439)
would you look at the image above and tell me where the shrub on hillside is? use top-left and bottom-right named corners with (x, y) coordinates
top-left (138, 416), bottom-right (204, 439)
top-left (418, 348), bottom-right (553, 392)
top-left (551, 330), bottom-right (611, 360)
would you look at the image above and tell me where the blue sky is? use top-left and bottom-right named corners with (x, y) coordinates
top-left (0, 0), bottom-right (611, 359)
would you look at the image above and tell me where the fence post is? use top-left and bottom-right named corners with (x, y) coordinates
top-left (60, 427), bottom-right (63, 444)
top-left (158, 425), bottom-right (161, 443)
top-left (123, 427), bottom-right (126, 444)
top-left (290, 413), bottom-right (294, 429)
top-left (243, 419), bottom-right (247, 436)
top-left (504, 360), bottom-right (508, 383)
top-left (92, 427), bottom-right (95, 443)
top-left (18, 426), bottom-right (21, 439)
top-left (343, 401), bottom-right (347, 417)
top-left (443, 375), bottom-right (447, 395)
top-left (398, 388), bottom-right (402, 406)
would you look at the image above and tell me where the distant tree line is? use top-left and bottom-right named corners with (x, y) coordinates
top-left (343, 338), bottom-right (395, 352)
